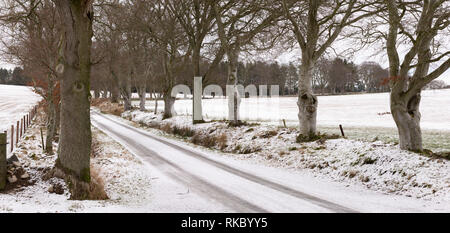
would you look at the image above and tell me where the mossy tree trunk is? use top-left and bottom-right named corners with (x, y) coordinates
top-left (390, 91), bottom-right (423, 151)
top-left (54, 0), bottom-right (93, 199)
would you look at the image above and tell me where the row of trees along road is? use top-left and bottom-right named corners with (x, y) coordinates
top-left (1, 58), bottom-right (396, 96)
top-left (0, 0), bottom-right (449, 198)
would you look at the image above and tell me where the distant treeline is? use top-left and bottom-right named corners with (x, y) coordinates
top-left (0, 67), bottom-right (32, 86)
top-left (164, 58), bottom-right (396, 96)
top-left (93, 58), bottom-right (397, 96)
top-left (3, 62), bottom-right (446, 94)
top-left (204, 58), bottom-right (449, 95)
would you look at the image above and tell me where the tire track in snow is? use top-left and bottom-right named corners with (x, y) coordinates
top-left (92, 111), bottom-right (357, 213)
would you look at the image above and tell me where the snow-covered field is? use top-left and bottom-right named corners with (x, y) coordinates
top-left (132, 89), bottom-right (450, 131)
top-left (0, 85), bottom-right (41, 156)
top-left (0, 85), bottom-right (41, 130)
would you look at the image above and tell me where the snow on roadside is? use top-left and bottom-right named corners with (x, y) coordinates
top-left (0, 111), bottom-right (154, 212)
top-left (90, 128), bottom-right (153, 207)
top-left (1, 108), bottom-right (232, 213)
top-left (122, 110), bottom-right (450, 203)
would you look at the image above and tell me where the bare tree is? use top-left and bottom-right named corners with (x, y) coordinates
top-left (167, 1), bottom-right (224, 82)
top-left (312, 58), bottom-right (330, 94)
top-left (167, 0), bottom-right (228, 123)
top-left (122, 4), bottom-right (155, 112)
top-left (383, 0), bottom-right (450, 151)
top-left (285, 62), bottom-right (298, 95)
top-left (281, 0), bottom-right (382, 140)
top-left (129, 0), bottom-right (190, 119)
top-left (94, 1), bottom-right (125, 104)
top-left (358, 61), bottom-right (389, 93)
top-left (212, 0), bottom-right (283, 125)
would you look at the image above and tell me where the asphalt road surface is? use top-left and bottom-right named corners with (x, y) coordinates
top-left (91, 111), bottom-right (357, 213)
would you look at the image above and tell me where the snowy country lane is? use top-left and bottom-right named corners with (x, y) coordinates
top-left (91, 112), bottom-right (357, 213)
top-left (91, 112), bottom-right (447, 213)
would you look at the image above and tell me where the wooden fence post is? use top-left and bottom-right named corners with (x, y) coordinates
top-left (11, 125), bottom-right (14, 152)
top-left (16, 121), bottom-right (19, 146)
top-left (339, 124), bottom-right (345, 138)
top-left (20, 118), bottom-right (23, 138)
top-left (0, 132), bottom-right (6, 190)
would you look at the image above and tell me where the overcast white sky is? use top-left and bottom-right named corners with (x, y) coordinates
top-left (274, 39), bottom-right (450, 85)
top-left (1, 39), bottom-right (448, 84)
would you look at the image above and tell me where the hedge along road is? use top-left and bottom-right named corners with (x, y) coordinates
top-left (91, 111), bottom-right (356, 213)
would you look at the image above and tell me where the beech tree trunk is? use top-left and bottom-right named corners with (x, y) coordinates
top-left (384, 0), bottom-right (438, 152)
top-left (93, 89), bottom-right (100, 99)
top-left (122, 77), bottom-right (132, 111)
top-left (390, 91), bottom-right (423, 151)
top-left (297, 59), bottom-right (318, 139)
top-left (163, 94), bottom-right (175, 119)
top-left (45, 77), bottom-right (56, 155)
top-left (139, 86), bottom-right (146, 111)
top-left (54, 0), bottom-right (93, 199)
top-left (54, 101), bottom-right (60, 139)
top-left (161, 46), bottom-right (176, 119)
top-left (101, 89), bottom-right (108, 98)
top-left (154, 91), bottom-right (159, 113)
top-left (46, 104), bottom-right (56, 154)
top-left (111, 85), bottom-right (120, 103)
top-left (226, 45), bottom-right (241, 125)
